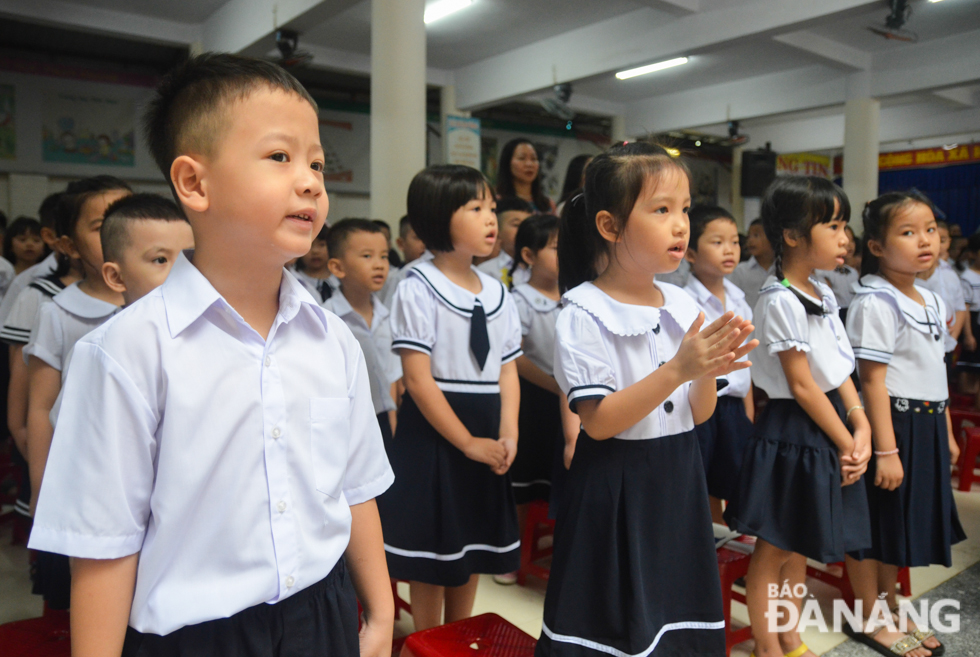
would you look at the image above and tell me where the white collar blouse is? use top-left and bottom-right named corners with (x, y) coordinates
top-left (554, 281), bottom-right (701, 440)
top-left (682, 276), bottom-right (753, 399)
top-left (511, 283), bottom-right (560, 378)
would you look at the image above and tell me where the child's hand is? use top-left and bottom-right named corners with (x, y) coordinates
top-left (672, 312), bottom-right (756, 383)
top-left (494, 437), bottom-right (518, 475)
top-left (463, 437), bottom-right (507, 471)
top-left (949, 435), bottom-right (961, 465)
top-left (966, 334), bottom-right (977, 352)
top-left (359, 617), bottom-right (393, 657)
top-left (874, 453), bottom-right (904, 491)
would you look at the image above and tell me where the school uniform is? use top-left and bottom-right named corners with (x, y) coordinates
top-left (477, 251), bottom-right (531, 288)
top-left (957, 268), bottom-right (980, 369)
top-left (654, 256), bottom-right (690, 287)
top-left (728, 255), bottom-right (772, 312)
top-left (816, 265), bottom-right (859, 324)
top-left (322, 291), bottom-right (402, 446)
top-left (537, 282), bottom-right (725, 657)
top-left (292, 269), bottom-right (339, 303)
top-left (509, 284), bottom-right (562, 507)
top-left (919, 260), bottom-right (966, 353)
top-left (379, 259), bottom-right (523, 586)
top-left (0, 252), bottom-right (58, 326)
top-left (724, 276), bottom-right (872, 563)
top-left (846, 275), bottom-right (966, 567)
top-left (683, 276), bottom-right (754, 501)
top-left (380, 251), bottom-right (434, 308)
top-left (29, 252), bottom-right (392, 654)
top-left (0, 256), bottom-right (15, 302)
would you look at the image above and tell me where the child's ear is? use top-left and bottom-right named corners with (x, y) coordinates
top-left (327, 257), bottom-right (345, 279)
top-left (595, 211), bottom-right (621, 243)
top-left (782, 228), bottom-right (801, 249)
top-left (867, 238), bottom-right (885, 259)
top-left (40, 227), bottom-right (58, 248)
top-left (684, 247), bottom-right (697, 264)
top-left (520, 246), bottom-right (535, 267)
top-left (56, 235), bottom-right (80, 260)
top-left (102, 262), bottom-right (127, 294)
top-left (171, 155), bottom-right (208, 214)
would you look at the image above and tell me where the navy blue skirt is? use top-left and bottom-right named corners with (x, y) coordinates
top-left (957, 311), bottom-right (980, 368)
top-left (694, 395), bottom-right (752, 501)
top-left (848, 398), bottom-right (966, 567)
top-left (511, 378), bottom-right (561, 505)
top-left (537, 431), bottom-right (725, 657)
top-left (377, 391), bottom-right (519, 586)
top-left (724, 389), bottom-right (872, 563)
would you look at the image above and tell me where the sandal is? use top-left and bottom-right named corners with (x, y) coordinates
top-left (892, 607), bottom-right (944, 656)
top-left (842, 623), bottom-right (925, 656)
top-left (749, 645), bottom-right (812, 657)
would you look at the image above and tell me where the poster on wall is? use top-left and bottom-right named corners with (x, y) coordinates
top-left (445, 116), bottom-right (481, 169)
top-left (0, 85), bottom-right (16, 160)
top-left (318, 109), bottom-right (370, 194)
top-left (41, 92), bottom-right (135, 166)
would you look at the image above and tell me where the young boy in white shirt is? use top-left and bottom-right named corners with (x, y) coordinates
top-left (729, 217), bottom-right (774, 312)
top-left (28, 53), bottom-right (394, 657)
top-left (476, 196), bottom-right (534, 287)
top-left (322, 218), bottom-right (402, 446)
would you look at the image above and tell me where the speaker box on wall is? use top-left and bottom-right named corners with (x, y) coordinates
top-left (741, 150), bottom-right (777, 197)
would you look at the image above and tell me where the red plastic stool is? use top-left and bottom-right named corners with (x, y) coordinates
top-left (392, 579), bottom-right (412, 620)
top-left (0, 613), bottom-right (71, 657)
top-left (806, 563), bottom-right (911, 602)
top-left (517, 500), bottom-right (554, 586)
top-left (957, 427), bottom-right (980, 491)
top-left (717, 547), bottom-right (752, 656)
top-left (400, 613), bottom-right (536, 657)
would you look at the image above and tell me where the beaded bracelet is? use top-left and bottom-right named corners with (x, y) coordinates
top-left (874, 448), bottom-right (899, 456)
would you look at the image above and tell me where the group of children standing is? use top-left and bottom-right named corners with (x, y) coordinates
top-left (13, 52), bottom-right (966, 657)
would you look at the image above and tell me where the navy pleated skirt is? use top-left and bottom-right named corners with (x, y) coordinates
top-left (848, 398), bottom-right (966, 567)
top-left (377, 391), bottom-right (520, 587)
top-left (694, 395), bottom-right (753, 501)
top-left (724, 389), bottom-right (872, 563)
top-left (536, 430), bottom-right (726, 657)
top-left (511, 378), bottom-right (561, 505)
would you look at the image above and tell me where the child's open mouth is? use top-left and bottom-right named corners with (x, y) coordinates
top-left (286, 210), bottom-right (315, 224)
top-left (667, 244), bottom-right (686, 259)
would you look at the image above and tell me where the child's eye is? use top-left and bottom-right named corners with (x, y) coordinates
top-left (153, 256), bottom-right (168, 264)
top-left (311, 161), bottom-right (323, 172)
top-left (654, 206), bottom-right (668, 214)
top-left (270, 152), bottom-right (288, 163)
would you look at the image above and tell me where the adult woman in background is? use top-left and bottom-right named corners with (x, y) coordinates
top-left (497, 138), bottom-right (556, 213)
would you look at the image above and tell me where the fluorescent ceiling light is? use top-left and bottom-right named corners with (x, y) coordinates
top-left (616, 57), bottom-right (689, 80)
top-left (928, 0), bottom-right (945, 3)
top-left (425, 0), bottom-right (473, 24)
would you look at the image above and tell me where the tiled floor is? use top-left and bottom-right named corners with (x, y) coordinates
top-left (3, 488), bottom-right (979, 655)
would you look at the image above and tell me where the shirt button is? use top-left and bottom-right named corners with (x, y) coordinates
top-left (272, 427), bottom-right (281, 439)
top-left (664, 401), bottom-right (674, 413)
top-left (265, 356), bottom-right (272, 367)
top-left (285, 576), bottom-right (295, 588)
top-left (277, 501), bottom-right (287, 513)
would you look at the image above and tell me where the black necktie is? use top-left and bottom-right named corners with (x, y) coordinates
top-left (470, 301), bottom-right (490, 371)
top-left (318, 281), bottom-right (332, 302)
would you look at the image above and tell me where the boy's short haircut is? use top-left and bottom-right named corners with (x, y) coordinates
top-left (326, 218), bottom-right (385, 260)
top-left (398, 215), bottom-right (412, 238)
top-left (372, 219), bottom-right (392, 235)
top-left (749, 217), bottom-right (763, 229)
top-left (37, 192), bottom-right (64, 230)
top-left (101, 193), bottom-right (188, 263)
top-left (688, 205), bottom-right (735, 251)
top-left (407, 165), bottom-right (492, 253)
top-left (495, 196), bottom-right (535, 216)
top-left (936, 219), bottom-right (949, 231)
top-left (144, 53), bottom-right (318, 187)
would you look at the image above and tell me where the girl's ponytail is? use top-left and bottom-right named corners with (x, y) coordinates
top-left (558, 193), bottom-right (595, 294)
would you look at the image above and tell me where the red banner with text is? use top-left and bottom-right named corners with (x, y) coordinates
top-left (879, 144), bottom-right (980, 171)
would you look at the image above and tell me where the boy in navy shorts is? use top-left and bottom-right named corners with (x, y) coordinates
top-left (28, 53), bottom-right (395, 657)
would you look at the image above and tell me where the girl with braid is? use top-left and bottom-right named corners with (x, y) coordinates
top-left (725, 176), bottom-right (873, 657)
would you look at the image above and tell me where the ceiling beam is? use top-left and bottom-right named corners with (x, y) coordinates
top-left (293, 44), bottom-right (453, 88)
top-left (933, 87), bottom-right (977, 108)
top-left (521, 91), bottom-right (626, 118)
top-left (633, 0), bottom-right (700, 15)
top-left (0, 0), bottom-right (201, 46)
top-left (772, 30), bottom-right (871, 71)
top-left (452, 0), bottom-right (880, 110)
top-left (202, 0), bottom-right (361, 55)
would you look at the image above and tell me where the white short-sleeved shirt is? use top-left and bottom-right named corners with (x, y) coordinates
top-left (0, 252), bottom-right (58, 327)
top-left (729, 256), bottom-right (772, 312)
top-left (960, 268), bottom-right (980, 312)
top-left (292, 269), bottom-right (339, 304)
top-left (682, 276), bottom-right (753, 399)
top-left (0, 275), bottom-right (65, 345)
top-left (846, 275), bottom-right (947, 402)
top-left (381, 251), bottom-right (434, 308)
top-left (24, 283), bottom-right (118, 371)
top-left (0, 257), bottom-right (15, 302)
top-left (655, 257), bottom-right (690, 287)
top-left (390, 260), bottom-right (523, 394)
top-left (322, 291), bottom-right (402, 415)
top-left (511, 284), bottom-right (560, 378)
top-left (29, 252), bottom-right (394, 636)
top-left (555, 282), bottom-right (700, 440)
top-left (476, 251), bottom-right (531, 288)
top-left (919, 260), bottom-right (965, 352)
top-left (816, 265), bottom-right (859, 309)
top-left (750, 276), bottom-right (855, 399)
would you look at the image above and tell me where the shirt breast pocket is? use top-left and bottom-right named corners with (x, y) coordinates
top-left (310, 398), bottom-right (351, 499)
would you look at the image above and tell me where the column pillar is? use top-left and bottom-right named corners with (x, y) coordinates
top-left (611, 115), bottom-right (627, 144)
top-left (843, 74), bottom-right (880, 223)
top-left (370, 0), bottom-right (426, 222)
top-left (440, 84), bottom-right (470, 165)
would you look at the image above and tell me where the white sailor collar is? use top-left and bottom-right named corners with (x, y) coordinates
top-left (52, 282), bottom-right (118, 319)
top-left (685, 276), bottom-right (747, 309)
top-left (852, 274), bottom-right (945, 338)
top-left (758, 275), bottom-right (838, 314)
top-left (562, 281), bottom-right (699, 337)
top-left (409, 259), bottom-right (507, 319)
top-left (512, 283), bottom-right (559, 313)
